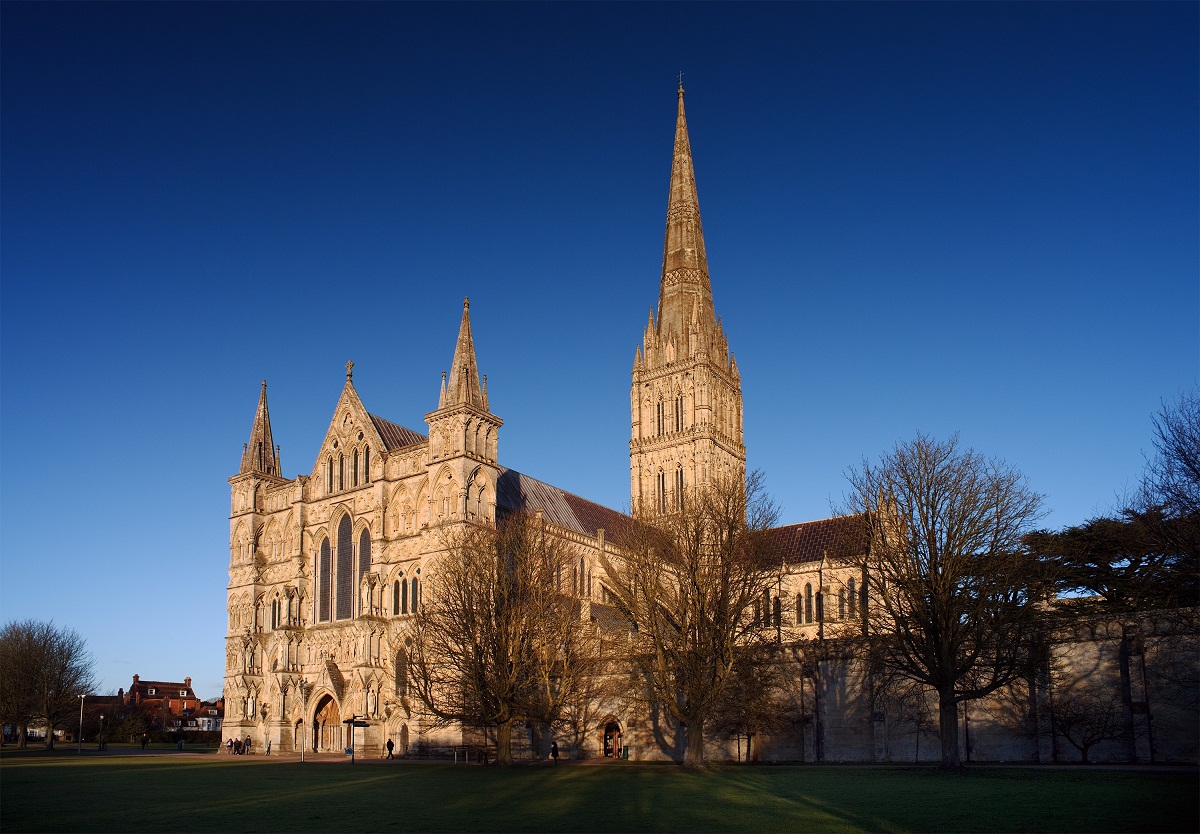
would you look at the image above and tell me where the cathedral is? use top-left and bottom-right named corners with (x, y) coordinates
top-left (225, 88), bottom-right (1196, 764)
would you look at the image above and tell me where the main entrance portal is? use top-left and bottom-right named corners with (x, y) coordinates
top-left (312, 695), bottom-right (342, 752)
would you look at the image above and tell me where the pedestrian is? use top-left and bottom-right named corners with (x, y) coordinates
top-left (385, 739), bottom-right (395, 759)
top-left (266, 738), bottom-right (271, 756)
top-left (141, 734), bottom-right (148, 751)
top-left (245, 736), bottom-right (252, 755)
top-left (226, 738), bottom-right (233, 755)
top-left (550, 741), bottom-right (559, 765)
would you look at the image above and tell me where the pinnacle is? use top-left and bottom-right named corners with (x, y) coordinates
top-left (443, 298), bottom-right (486, 410)
top-left (240, 379), bottom-right (280, 476)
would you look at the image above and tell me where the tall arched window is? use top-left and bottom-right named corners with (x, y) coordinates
top-left (336, 516), bottom-right (353, 620)
top-left (319, 538), bottom-right (332, 622)
top-left (411, 576), bottom-right (419, 612)
top-left (675, 394), bottom-right (684, 432)
top-left (848, 578), bottom-right (858, 617)
top-left (675, 466), bottom-right (685, 510)
top-left (338, 454), bottom-right (345, 491)
top-left (657, 470), bottom-right (667, 514)
top-left (353, 450), bottom-right (360, 487)
top-left (392, 581), bottom-right (400, 616)
top-left (656, 399), bottom-right (665, 436)
top-left (816, 591), bottom-right (824, 623)
top-left (359, 530), bottom-right (371, 582)
top-left (326, 456), bottom-right (334, 494)
top-left (396, 648), bottom-right (409, 696)
top-left (401, 578), bottom-right (409, 615)
top-left (363, 446), bottom-right (371, 483)
top-left (838, 588), bottom-right (847, 619)
top-left (804, 583), bottom-right (813, 624)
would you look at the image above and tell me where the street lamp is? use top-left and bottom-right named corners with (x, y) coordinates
top-left (77, 695), bottom-right (85, 754)
top-left (99, 715), bottom-right (104, 751)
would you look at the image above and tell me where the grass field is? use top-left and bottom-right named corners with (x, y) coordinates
top-left (1, 748), bottom-right (1196, 833)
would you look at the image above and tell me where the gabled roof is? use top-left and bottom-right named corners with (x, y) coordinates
top-left (368, 414), bottom-right (427, 451)
top-left (495, 468), bottom-right (631, 541)
top-left (759, 514), bottom-right (867, 567)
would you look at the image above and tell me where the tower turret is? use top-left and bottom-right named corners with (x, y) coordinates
top-left (425, 298), bottom-right (503, 524)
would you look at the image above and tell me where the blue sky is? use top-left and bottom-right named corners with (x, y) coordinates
top-left (2, 2), bottom-right (1196, 701)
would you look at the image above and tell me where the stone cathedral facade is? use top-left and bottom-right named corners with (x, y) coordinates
top-left (225, 89), bottom-right (1196, 763)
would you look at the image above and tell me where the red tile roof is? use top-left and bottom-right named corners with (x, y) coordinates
top-left (759, 514), bottom-right (867, 566)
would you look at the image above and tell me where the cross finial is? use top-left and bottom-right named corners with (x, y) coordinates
top-left (678, 71), bottom-right (684, 93)
top-left (345, 360), bottom-right (354, 380)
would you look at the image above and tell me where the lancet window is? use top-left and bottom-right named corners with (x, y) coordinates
top-left (318, 538), bottom-right (332, 622)
top-left (336, 516), bottom-right (353, 620)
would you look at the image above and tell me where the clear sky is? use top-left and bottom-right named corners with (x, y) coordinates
top-left (2, 2), bottom-right (1196, 702)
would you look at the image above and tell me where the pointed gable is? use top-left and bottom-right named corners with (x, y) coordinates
top-left (310, 365), bottom-right (390, 484)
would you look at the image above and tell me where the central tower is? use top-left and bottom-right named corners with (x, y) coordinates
top-left (631, 85), bottom-right (746, 513)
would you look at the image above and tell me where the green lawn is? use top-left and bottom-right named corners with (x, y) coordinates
top-left (1, 749), bottom-right (1196, 833)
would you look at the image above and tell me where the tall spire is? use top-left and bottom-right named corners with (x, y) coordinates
top-left (443, 297), bottom-right (486, 409)
top-left (658, 83), bottom-right (717, 347)
top-left (240, 380), bottom-right (281, 476)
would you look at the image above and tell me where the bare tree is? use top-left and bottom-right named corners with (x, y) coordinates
top-left (842, 433), bottom-right (1051, 769)
top-left (1142, 388), bottom-right (1200, 521)
top-left (1047, 659), bottom-right (1130, 763)
top-left (407, 511), bottom-right (598, 764)
top-left (599, 471), bottom-right (780, 768)
top-left (0, 620), bottom-right (95, 749)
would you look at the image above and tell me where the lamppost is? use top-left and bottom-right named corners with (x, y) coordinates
top-left (77, 695), bottom-right (85, 754)
top-left (99, 715), bottom-right (104, 751)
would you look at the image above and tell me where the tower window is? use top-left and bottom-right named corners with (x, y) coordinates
top-left (675, 395), bottom-right (684, 432)
top-left (849, 578), bottom-right (858, 616)
top-left (393, 580), bottom-right (400, 615)
top-left (326, 456), bottom-right (334, 494)
top-left (804, 583), bottom-right (813, 624)
top-left (353, 450), bottom-right (360, 487)
top-left (364, 446), bottom-right (371, 483)
top-left (401, 578), bottom-right (409, 615)
top-left (656, 400), bottom-right (665, 436)
top-left (675, 467), bottom-right (685, 510)
top-left (339, 454), bottom-right (345, 491)
top-left (657, 470), bottom-right (667, 514)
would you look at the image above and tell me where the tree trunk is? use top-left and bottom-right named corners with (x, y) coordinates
top-left (938, 691), bottom-right (960, 769)
top-left (682, 719), bottom-right (705, 768)
top-left (495, 719), bottom-right (513, 766)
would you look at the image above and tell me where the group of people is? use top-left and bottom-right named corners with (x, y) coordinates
top-left (225, 736), bottom-right (256, 755)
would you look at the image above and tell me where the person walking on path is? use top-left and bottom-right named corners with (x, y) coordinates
top-left (386, 739), bottom-right (395, 759)
top-left (266, 739), bottom-right (271, 756)
top-left (226, 738), bottom-right (233, 755)
top-left (551, 741), bottom-right (559, 765)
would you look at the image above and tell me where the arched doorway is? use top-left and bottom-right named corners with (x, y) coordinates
top-left (602, 720), bottom-right (622, 758)
top-left (312, 694), bottom-right (342, 752)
